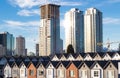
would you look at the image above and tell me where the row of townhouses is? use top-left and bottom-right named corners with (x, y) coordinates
top-left (0, 52), bottom-right (120, 78)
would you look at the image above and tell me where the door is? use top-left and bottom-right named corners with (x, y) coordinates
top-left (91, 70), bottom-right (101, 78)
top-left (46, 69), bottom-right (54, 78)
top-left (80, 70), bottom-right (87, 78)
top-left (107, 70), bottom-right (114, 78)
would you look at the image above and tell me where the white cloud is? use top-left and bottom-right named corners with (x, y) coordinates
top-left (17, 9), bottom-right (40, 16)
top-left (4, 20), bottom-right (40, 27)
top-left (8, 0), bottom-right (85, 8)
top-left (60, 1), bottom-right (84, 6)
top-left (103, 17), bottom-right (120, 24)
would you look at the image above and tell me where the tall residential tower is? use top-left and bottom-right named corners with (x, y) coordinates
top-left (84, 8), bottom-right (103, 52)
top-left (39, 4), bottom-right (63, 56)
top-left (65, 8), bottom-right (84, 53)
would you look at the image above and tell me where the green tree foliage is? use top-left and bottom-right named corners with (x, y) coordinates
top-left (67, 44), bottom-right (74, 54)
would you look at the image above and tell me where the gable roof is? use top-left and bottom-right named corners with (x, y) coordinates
top-left (72, 53), bottom-right (79, 58)
top-left (72, 61), bottom-right (83, 68)
top-left (61, 61), bottom-right (71, 68)
top-left (0, 65), bottom-right (4, 69)
top-left (97, 52), bottom-right (106, 58)
top-left (41, 61), bottom-right (49, 68)
top-left (88, 53), bottom-right (97, 58)
top-left (104, 61), bottom-right (118, 69)
top-left (107, 52), bottom-right (115, 57)
top-left (84, 61), bottom-right (95, 68)
top-left (51, 61), bottom-right (60, 68)
top-left (80, 53), bottom-right (87, 58)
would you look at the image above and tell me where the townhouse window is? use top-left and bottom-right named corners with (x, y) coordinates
top-left (13, 69), bottom-right (17, 74)
top-left (58, 69), bottom-right (64, 77)
top-left (29, 69), bottom-right (34, 76)
top-left (48, 70), bottom-right (51, 75)
top-left (107, 70), bottom-right (114, 78)
top-left (69, 70), bottom-right (75, 77)
top-left (21, 69), bottom-right (24, 75)
top-left (39, 69), bottom-right (44, 75)
top-left (94, 71), bottom-right (99, 77)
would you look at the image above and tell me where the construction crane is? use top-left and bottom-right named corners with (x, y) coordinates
top-left (97, 39), bottom-right (120, 52)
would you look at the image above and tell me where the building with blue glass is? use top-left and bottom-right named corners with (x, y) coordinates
top-left (0, 32), bottom-right (14, 56)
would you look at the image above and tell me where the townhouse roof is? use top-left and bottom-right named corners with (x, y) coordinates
top-left (88, 53), bottom-right (97, 58)
top-left (97, 61), bottom-right (108, 68)
top-left (0, 65), bottom-right (4, 69)
top-left (72, 53), bottom-right (79, 58)
top-left (51, 61), bottom-right (60, 68)
top-left (111, 61), bottom-right (118, 69)
top-left (84, 61), bottom-right (95, 68)
top-left (80, 53), bottom-right (87, 58)
top-left (41, 61), bottom-right (49, 68)
top-left (97, 52), bottom-right (106, 58)
top-left (72, 61), bottom-right (83, 68)
top-left (61, 61), bottom-right (71, 68)
top-left (107, 52), bottom-right (115, 57)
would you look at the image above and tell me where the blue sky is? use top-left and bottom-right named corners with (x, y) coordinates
top-left (0, 0), bottom-right (120, 53)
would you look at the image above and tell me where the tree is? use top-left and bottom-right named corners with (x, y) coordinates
top-left (67, 44), bottom-right (74, 54)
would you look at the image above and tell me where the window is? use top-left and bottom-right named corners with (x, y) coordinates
top-left (94, 71), bottom-right (99, 77)
top-left (21, 70), bottom-right (24, 74)
top-left (69, 70), bottom-right (75, 77)
top-left (13, 69), bottom-right (17, 74)
top-left (29, 69), bottom-right (34, 76)
top-left (58, 69), bottom-right (64, 77)
top-left (39, 69), bottom-right (44, 75)
top-left (48, 70), bottom-right (51, 75)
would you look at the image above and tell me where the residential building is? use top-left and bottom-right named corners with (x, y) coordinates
top-left (19, 61), bottom-right (28, 78)
top-left (65, 8), bottom-right (84, 53)
top-left (66, 62), bottom-right (78, 78)
top-left (27, 61), bottom-right (37, 78)
top-left (104, 61), bottom-right (118, 78)
top-left (0, 32), bottom-right (14, 56)
top-left (39, 4), bottom-right (63, 56)
top-left (84, 8), bottom-right (103, 53)
top-left (36, 61), bottom-right (46, 78)
top-left (15, 36), bottom-right (26, 56)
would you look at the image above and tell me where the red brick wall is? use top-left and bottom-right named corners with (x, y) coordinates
top-left (66, 63), bottom-right (78, 78)
top-left (27, 63), bottom-right (37, 78)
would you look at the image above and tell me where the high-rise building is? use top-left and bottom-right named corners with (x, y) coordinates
top-left (39, 4), bottom-right (63, 56)
top-left (65, 8), bottom-right (84, 53)
top-left (36, 43), bottom-right (39, 56)
top-left (84, 8), bottom-right (103, 52)
top-left (0, 32), bottom-right (14, 56)
top-left (15, 36), bottom-right (26, 56)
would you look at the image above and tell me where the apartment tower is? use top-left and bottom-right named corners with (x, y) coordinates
top-left (39, 4), bottom-right (63, 56)
top-left (65, 8), bottom-right (84, 53)
top-left (84, 8), bottom-right (103, 52)
top-left (15, 36), bottom-right (26, 56)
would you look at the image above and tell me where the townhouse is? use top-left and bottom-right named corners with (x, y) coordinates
top-left (0, 52), bottom-right (120, 78)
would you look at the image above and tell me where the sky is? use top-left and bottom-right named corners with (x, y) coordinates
top-left (0, 0), bottom-right (120, 53)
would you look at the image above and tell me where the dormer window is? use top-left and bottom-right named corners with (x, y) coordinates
top-left (110, 65), bottom-right (112, 68)
top-left (96, 65), bottom-right (98, 67)
top-left (83, 65), bottom-right (85, 67)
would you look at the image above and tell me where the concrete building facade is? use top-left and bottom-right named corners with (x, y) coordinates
top-left (84, 8), bottom-right (103, 53)
top-left (65, 8), bottom-right (84, 53)
top-left (39, 4), bottom-right (63, 56)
